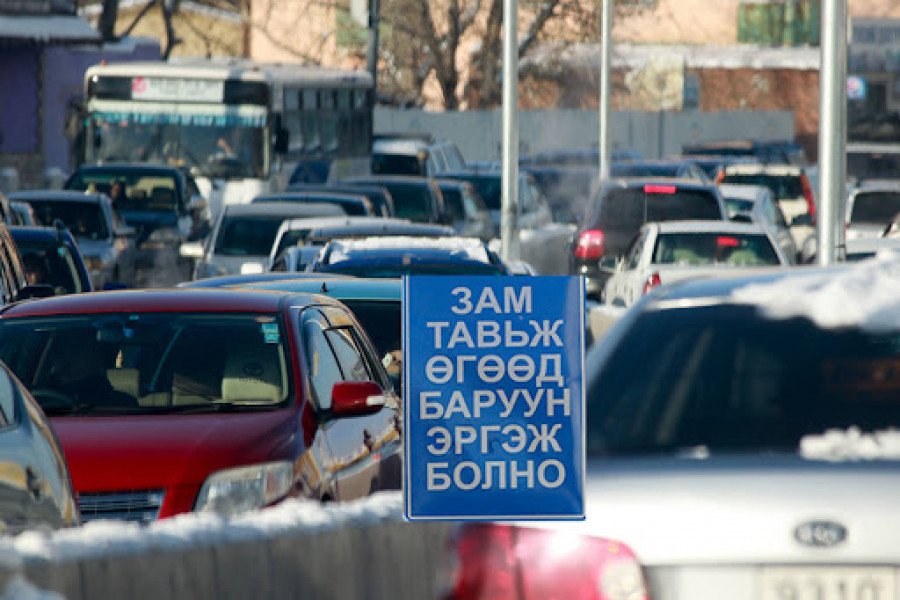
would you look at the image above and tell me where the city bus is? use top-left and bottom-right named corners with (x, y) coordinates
top-left (79, 59), bottom-right (374, 218)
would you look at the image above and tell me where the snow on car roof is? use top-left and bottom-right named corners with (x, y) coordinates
top-left (731, 250), bottom-right (900, 331)
top-left (655, 220), bottom-right (767, 235)
top-left (800, 426), bottom-right (900, 462)
top-left (326, 236), bottom-right (489, 264)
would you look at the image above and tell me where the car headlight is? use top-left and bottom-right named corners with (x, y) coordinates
top-left (194, 461), bottom-right (294, 517)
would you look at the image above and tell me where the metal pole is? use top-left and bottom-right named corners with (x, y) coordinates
top-left (500, 0), bottom-right (519, 261)
top-left (366, 0), bottom-right (380, 103)
top-left (817, 0), bottom-right (847, 266)
top-left (598, 0), bottom-right (612, 179)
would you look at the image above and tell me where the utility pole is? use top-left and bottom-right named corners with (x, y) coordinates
top-left (817, 0), bottom-right (847, 266)
top-left (500, 0), bottom-right (520, 261)
top-left (366, 0), bottom-right (381, 103)
top-left (598, 0), bottom-right (612, 179)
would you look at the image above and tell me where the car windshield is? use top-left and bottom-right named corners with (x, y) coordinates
top-left (66, 172), bottom-right (180, 213)
top-left (586, 305), bottom-right (900, 456)
top-left (380, 183), bottom-right (433, 222)
top-left (17, 242), bottom-right (84, 295)
top-left (850, 191), bottom-right (900, 225)
top-left (0, 313), bottom-right (290, 416)
top-left (721, 174), bottom-right (804, 201)
top-left (652, 232), bottom-right (780, 266)
top-left (273, 228), bottom-right (313, 258)
top-left (27, 201), bottom-right (110, 241)
top-left (464, 176), bottom-right (501, 210)
top-left (215, 216), bottom-right (288, 256)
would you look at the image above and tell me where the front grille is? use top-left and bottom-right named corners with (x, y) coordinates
top-left (78, 489), bottom-right (165, 524)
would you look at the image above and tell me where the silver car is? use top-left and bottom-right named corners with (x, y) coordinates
top-left (846, 182), bottom-right (900, 241)
top-left (571, 260), bottom-right (900, 600)
top-left (10, 191), bottom-right (137, 289)
top-left (719, 183), bottom-right (798, 263)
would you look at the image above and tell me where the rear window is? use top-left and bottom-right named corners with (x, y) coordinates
top-left (66, 172), bottom-right (179, 212)
top-left (18, 242), bottom-right (83, 294)
top-left (721, 174), bottom-right (804, 202)
top-left (372, 154), bottom-right (425, 176)
top-left (652, 232), bottom-right (780, 266)
top-left (381, 183), bottom-right (433, 222)
top-left (850, 191), bottom-right (900, 224)
top-left (587, 305), bottom-right (900, 455)
top-left (596, 188), bottom-right (723, 229)
top-left (28, 201), bottom-right (109, 241)
top-left (214, 216), bottom-right (286, 256)
top-left (465, 177), bottom-right (501, 211)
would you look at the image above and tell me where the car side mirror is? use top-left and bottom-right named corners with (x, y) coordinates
top-left (274, 127), bottom-right (289, 155)
top-left (598, 256), bottom-right (619, 273)
top-left (16, 284), bottom-right (54, 300)
top-left (189, 195), bottom-right (208, 212)
top-left (115, 225), bottom-right (136, 238)
top-left (792, 214), bottom-right (813, 227)
top-left (330, 381), bottom-right (385, 417)
top-left (179, 241), bottom-right (204, 259)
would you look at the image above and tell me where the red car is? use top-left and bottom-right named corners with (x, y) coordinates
top-left (0, 289), bottom-right (402, 522)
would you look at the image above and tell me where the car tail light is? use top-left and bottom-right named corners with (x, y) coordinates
top-left (575, 229), bottom-right (605, 260)
top-left (716, 235), bottom-right (740, 247)
top-left (800, 173), bottom-right (817, 225)
top-left (439, 523), bottom-right (648, 600)
top-left (714, 170), bottom-right (726, 184)
top-left (642, 184), bottom-right (676, 194)
top-left (642, 272), bottom-right (661, 295)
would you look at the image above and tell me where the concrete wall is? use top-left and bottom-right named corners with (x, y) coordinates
top-left (374, 108), bottom-right (795, 164)
top-left (0, 494), bottom-right (454, 600)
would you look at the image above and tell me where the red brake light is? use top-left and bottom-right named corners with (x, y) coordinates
top-left (643, 184), bottom-right (677, 194)
top-left (575, 229), bottom-right (605, 260)
top-left (441, 523), bottom-right (648, 600)
top-left (714, 170), bottom-right (726, 184)
top-left (716, 236), bottom-right (740, 247)
top-left (643, 272), bottom-right (661, 295)
top-left (800, 173), bottom-right (817, 225)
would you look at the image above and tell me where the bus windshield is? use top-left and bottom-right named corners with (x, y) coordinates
top-left (86, 112), bottom-right (267, 180)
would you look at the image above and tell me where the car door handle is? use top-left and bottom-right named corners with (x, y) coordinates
top-left (25, 466), bottom-right (44, 498)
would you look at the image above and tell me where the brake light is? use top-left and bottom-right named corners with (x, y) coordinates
top-left (643, 184), bottom-right (677, 194)
top-left (575, 229), bottom-right (605, 260)
top-left (800, 173), bottom-right (816, 225)
top-left (716, 236), bottom-right (740, 247)
top-left (714, 170), bottom-right (726, 184)
top-left (643, 272), bottom-right (661, 295)
top-left (440, 523), bottom-right (648, 600)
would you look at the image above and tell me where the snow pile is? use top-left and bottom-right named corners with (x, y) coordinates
top-left (800, 427), bottom-right (900, 462)
top-left (731, 251), bottom-right (900, 331)
top-left (0, 576), bottom-right (64, 600)
top-left (1, 492), bottom-right (402, 563)
top-left (328, 237), bottom-right (488, 264)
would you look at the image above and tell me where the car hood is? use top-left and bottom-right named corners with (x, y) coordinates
top-left (51, 410), bottom-right (298, 493)
top-left (543, 455), bottom-right (900, 565)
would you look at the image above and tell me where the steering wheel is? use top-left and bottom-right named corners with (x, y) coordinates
top-left (31, 388), bottom-right (78, 411)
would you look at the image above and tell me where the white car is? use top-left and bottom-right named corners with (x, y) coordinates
top-left (602, 220), bottom-right (789, 307)
top-left (190, 202), bottom-right (345, 280)
top-left (846, 182), bottom-right (900, 241)
top-left (719, 183), bottom-right (798, 263)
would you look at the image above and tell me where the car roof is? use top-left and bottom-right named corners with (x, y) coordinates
top-left (372, 138), bottom-right (429, 154)
top-left (279, 216), bottom-right (401, 230)
top-left (722, 164), bottom-right (804, 176)
top-left (178, 272), bottom-right (353, 288)
top-left (653, 220), bottom-right (767, 234)
top-left (345, 175), bottom-right (432, 185)
top-left (242, 277), bottom-right (401, 300)
top-left (254, 192), bottom-right (369, 204)
top-left (9, 190), bottom-right (107, 204)
top-left (0, 288), bottom-right (334, 318)
top-left (853, 180), bottom-right (900, 192)
top-left (604, 177), bottom-right (719, 192)
top-left (322, 236), bottom-right (492, 264)
top-left (9, 226), bottom-right (77, 245)
top-left (308, 222), bottom-right (455, 239)
top-left (222, 202), bottom-right (346, 217)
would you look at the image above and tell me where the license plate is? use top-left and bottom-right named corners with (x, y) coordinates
top-left (760, 567), bottom-right (895, 600)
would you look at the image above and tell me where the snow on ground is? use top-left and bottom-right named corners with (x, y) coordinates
top-left (0, 576), bottom-right (64, 600)
top-left (731, 251), bottom-right (900, 331)
top-left (0, 491), bottom-right (403, 564)
top-left (800, 427), bottom-right (900, 462)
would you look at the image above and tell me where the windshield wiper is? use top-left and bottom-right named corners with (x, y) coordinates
top-left (162, 402), bottom-right (274, 415)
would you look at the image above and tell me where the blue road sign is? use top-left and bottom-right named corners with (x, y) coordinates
top-left (403, 276), bottom-right (585, 520)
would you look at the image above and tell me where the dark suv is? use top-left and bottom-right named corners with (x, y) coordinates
top-left (572, 179), bottom-right (727, 298)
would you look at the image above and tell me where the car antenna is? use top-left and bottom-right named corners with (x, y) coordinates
top-left (321, 282), bottom-right (328, 293)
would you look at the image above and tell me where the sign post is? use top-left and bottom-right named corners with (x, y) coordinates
top-left (403, 276), bottom-right (585, 520)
